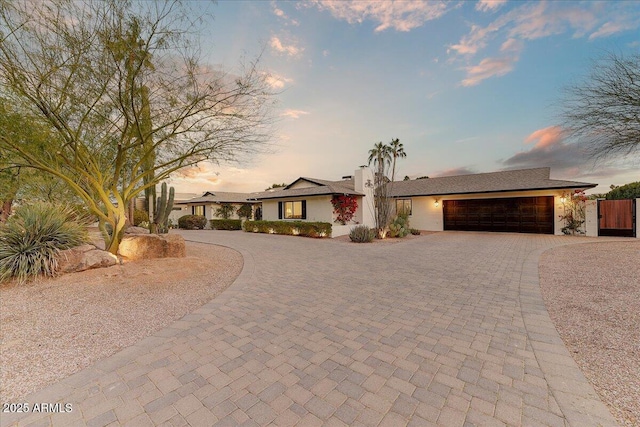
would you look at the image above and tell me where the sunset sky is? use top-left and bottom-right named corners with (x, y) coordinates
top-left (167, 0), bottom-right (640, 196)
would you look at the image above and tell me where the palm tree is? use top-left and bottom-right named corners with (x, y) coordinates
top-left (389, 138), bottom-right (406, 184)
top-left (367, 142), bottom-right (392, 238)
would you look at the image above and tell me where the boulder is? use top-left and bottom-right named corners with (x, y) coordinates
top-left (57, 245), bottom-right (118, 273)
top-left (118, 234), bottom-right (186, 261)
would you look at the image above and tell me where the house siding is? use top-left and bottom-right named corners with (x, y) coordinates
top-left (405, 189), bottom-right (567, 235)
top-left (263, 196), bottom-right (333, 223)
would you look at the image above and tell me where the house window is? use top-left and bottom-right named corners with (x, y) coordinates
top-left (192, 205), bottom-right (204, 216)
top-left (278, 200), bottom-right (306, 219)
top-left (396, 199), bottom-right (412, 216)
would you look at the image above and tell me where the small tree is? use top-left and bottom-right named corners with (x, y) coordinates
top-left (215, 203), bottom-right (236, 219)
top-left (0, 0), bottom-right (275, 254)
top-left (265, 183), bottom-right (287, 191)
top-left (606, 182), bottom-right (640, 200)
top-left (237, 203), bottom-right (253, 220)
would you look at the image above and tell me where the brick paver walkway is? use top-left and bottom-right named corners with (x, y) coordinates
top-left (2, 231), bottom-right (618, 426)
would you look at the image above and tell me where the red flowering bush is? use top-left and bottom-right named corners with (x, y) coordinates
top-left (331, 195), bottom-right (358, 225)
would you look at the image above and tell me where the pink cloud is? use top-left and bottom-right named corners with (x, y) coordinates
top-left (308, 0), bottom-right (454, 32)
top-left (270, 36), bottom-right (304, 57)
top-left (525, 126), bottom-right (565, 149)
top-left (461, 54), bottom-right (519, 87)
top-left (281, 109), bottom-right (310, 119)
top-left (476, 0), bottom-right (507, 13)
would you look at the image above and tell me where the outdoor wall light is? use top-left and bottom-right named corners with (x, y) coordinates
top-left (560, 196), bottom-right (567, 204)
top-left (434, 199), bottom-right (439, 208)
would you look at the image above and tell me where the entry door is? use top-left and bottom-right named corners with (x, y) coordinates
top-left (598, 199), bottom-right (636, 237)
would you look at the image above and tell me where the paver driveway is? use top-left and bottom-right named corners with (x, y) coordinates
top-left (2, 231), bottom-right (618, 427)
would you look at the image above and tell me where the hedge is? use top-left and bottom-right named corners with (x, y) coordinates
top-left (210, 219), bottom-right (242, 230)
top-left (178, 215), bottom-right (207, 230)
top-left (243, 220), bottom-right (332, 238)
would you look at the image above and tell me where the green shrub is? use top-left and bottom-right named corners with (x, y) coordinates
top-left (210, 219), bottom-right (242, 230)
top-left (178, 215), bottom-right (207, 230)
top-left (214, 203), bottom-right (236, 219)
top-left (349, 225), bottom-right (374, 243)
top-left (0, 203), bottom-right (89, 283)
top-left (410, 228), bottom-right (421, 235)
top-left (243, 220), bottom-right (331, 238)
top-left (133, 209), bottom-right (149, 226)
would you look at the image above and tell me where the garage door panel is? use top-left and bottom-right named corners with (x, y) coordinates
top-left (443, 196), bottom-right (554, 234)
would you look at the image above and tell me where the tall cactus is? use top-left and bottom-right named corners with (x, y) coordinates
top-left (152, 182), bottom-right (174, 234)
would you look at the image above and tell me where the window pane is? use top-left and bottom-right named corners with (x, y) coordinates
top-left (293, 201), bottom-right (302, 218)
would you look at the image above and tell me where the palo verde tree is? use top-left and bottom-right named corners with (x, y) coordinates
top-left (561, 50), bottom-right (640, 160)
top-left (0, 0), bottom-right (275, 254)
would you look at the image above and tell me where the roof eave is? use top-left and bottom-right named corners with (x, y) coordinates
top-left (391, 184), bottom-right (597, 198)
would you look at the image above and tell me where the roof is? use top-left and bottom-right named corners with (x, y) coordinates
top-left (389, 168), bottom-right (597, 197)
top-left (251, 177), bottom-right (363, 200)
top-left (177, 191), bottom-right (257, 205)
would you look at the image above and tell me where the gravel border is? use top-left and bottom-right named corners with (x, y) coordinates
top-left (539, 240), bottom-right (640, 427)
top-left (0, 242), bottom-right (243, 402)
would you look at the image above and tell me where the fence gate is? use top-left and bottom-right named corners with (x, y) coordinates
top-left (598, 199), bottom-right (636, 237)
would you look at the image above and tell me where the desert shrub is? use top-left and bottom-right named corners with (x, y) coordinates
top-left (210, 219), bottom-right (242, 230)
top-left (243, 220), bottom-right (331, 238)
top-left (178, 215), bottom-right (207, 230)
top-left (0, 202), bottom-right (89, 283)
top-left (237, 203), bottom-right (253, 220)
top-left (388, 212), bottom-right (410, 238)
top-left (214, 203), bottom-right (236, 219)
top-left (410, 228), bottom-right (421, 235)
top-left (133, 209), bottom-right (149, 226)
top-left (349, 225), bottom-right (374, 243)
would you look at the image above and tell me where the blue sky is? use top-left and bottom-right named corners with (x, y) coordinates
top-left (169, 0), bottom-right (640, 196)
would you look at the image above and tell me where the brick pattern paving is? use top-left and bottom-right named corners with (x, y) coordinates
top-left (2, 231), bottom-right (619, 426)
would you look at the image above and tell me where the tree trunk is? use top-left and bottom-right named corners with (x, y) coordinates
top-left (0, 199), bottom-right (13, 222)
top-left (105, 206), bottom-right (128, 255)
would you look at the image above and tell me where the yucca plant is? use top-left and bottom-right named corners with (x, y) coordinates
top-left (0, 203), bottom-right (89, 284)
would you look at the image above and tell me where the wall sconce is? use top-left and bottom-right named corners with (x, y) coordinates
top-left (434, 199), bottom-right (439, 208)
top-left (560, 196), bottom-right (566, 204)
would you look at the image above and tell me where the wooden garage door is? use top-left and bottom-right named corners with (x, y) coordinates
top-left (443, 197), bottom-right (554, 234)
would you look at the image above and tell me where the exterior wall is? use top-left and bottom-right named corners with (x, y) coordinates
top-left (406, 189), bottom-right (568, 235)
top-left (169, 206), bottom-right (189, 224)
top-left (584, 200), bottom-right (598, 237)
top-left (262, 196), bottom-right (334, 223)
top-left (181, 203), bottom-right (248, 220)
top-left (355, 168), bottom-right (375, 228)
top-left (636, 198), bottom-right (639, 239)
top-left (288, 181), bottom-right (317, 190)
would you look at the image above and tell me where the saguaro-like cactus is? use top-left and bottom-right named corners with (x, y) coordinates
top-left (152, 182), bottom-right (175, 234)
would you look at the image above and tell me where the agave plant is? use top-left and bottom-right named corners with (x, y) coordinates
top-left (0, 203), bottom-right (89, 283)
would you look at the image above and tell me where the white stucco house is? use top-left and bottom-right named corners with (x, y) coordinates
top-left (249, 167), bottom-right (375, 237)
top-left (174, 166), bottom-right (637, 238)
top-left (388, 167), bottom-right (597, 235)
top-left (177, 192), bottom-right (259, 221)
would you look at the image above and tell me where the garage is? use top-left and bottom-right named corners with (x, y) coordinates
top-left (443, 196), bottom-right (554, 234)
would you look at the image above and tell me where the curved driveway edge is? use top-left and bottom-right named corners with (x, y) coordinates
top-left (2, 231), bottom-right (620, 427)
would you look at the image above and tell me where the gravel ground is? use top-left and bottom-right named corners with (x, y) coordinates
top-left (0, 241), bottom-right (242, 402)
top-left (539, 240), bottom-right (640, 427)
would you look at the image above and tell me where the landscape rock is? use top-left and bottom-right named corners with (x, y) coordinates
top-left (118, 234), bottom-right (186, 261)
top-left (57, 245), bottom-right (118, 273)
